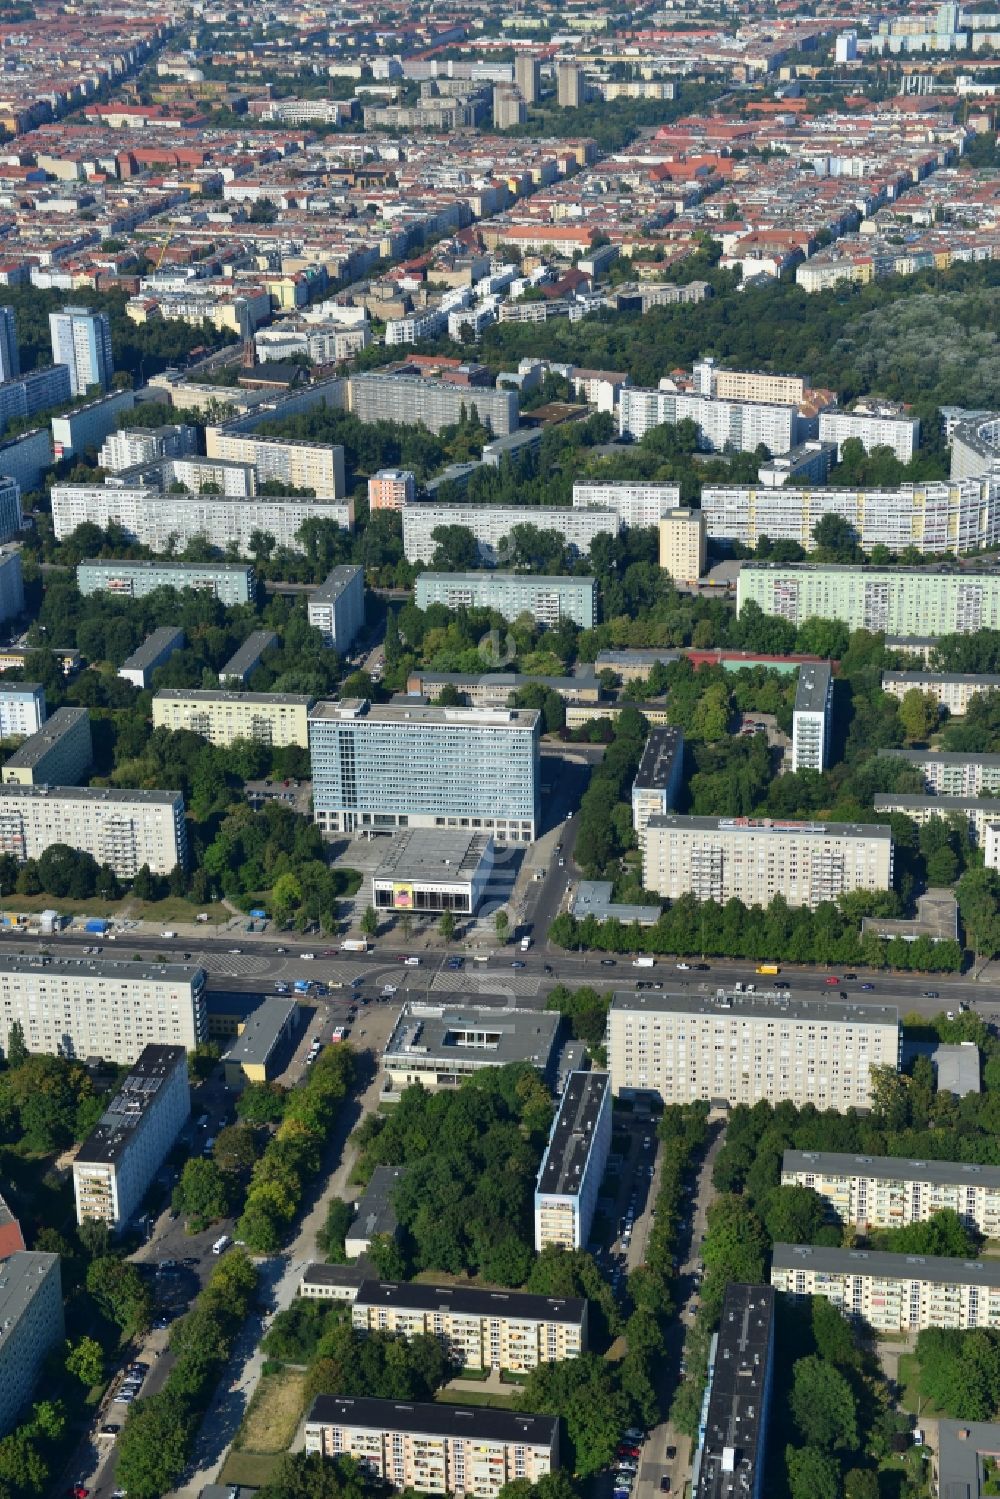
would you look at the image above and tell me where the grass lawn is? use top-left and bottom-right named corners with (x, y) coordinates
top-left (233, 1368), bottom-right (308, 1455)
top-left (897, 1353), bottom-right (945, 1417)
top-left (220, 1452), bottom-right (283, 1487)
top-left (1, 893), bottom-right (230, 924)
top-left (435, 1389), bottom-right (516, 1409)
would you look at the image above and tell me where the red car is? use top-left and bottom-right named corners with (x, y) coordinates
top-left (71, 1487), bottom-right (89, 1498)
top-left (824, 975), bottom-right (840, 985)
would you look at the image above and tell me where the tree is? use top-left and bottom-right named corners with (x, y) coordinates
top-left (236, 1081), bottom-right (287, 1124)
top-left (495, 910), bottom-right (510, 946)
top-left (115, 1395), bottom-right (191, 1499)
top-left (86, 1257), bottom-right (153, 1338)
top-left (317, 1197), bottom-right (355, 1264)
top-left (844, 1471), bottom-right (880, 1499)
top-left (172, 1158), bottom-right (231, 1228)
top-left (65, 1336), bottom-right (104, 1386)
top-left (760, 1185), bottom-right (830, 1246)
top-left (785, 1445), bottom-right (841, 1499)
top-left (359, 905), bottom-right (378, 938)
top-left (5, 1021), bottom-right (27, 1067)
top-left (790, 1356), bottom-right (858, 1451)
top-left (213, 1124), bottom-right (258, 1175)
top-left (368, 1232), bottom-right (408, 1280)
top-left (899, 688), bottom-right (939, 744)
top-left (885, 1207), bottom-right (977, 1258)
top-left (439, 909), bottom-right (456, 942)
top-left (917, 1327), bottom-right (1000, 1419)
top-left (517, 1354), bottom-right (630, 1476)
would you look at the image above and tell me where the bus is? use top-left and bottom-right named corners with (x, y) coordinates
top-left (756, 964), bottom-right (780, 975)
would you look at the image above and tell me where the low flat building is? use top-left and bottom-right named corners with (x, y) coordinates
top-left (76, 558), bottom-right (255, 606)
top-left (304, 1395), bottom-right (559, 1496)
top-left (383, 1003), bottom-right (560, 1096)
top-left (937, 1420), bottom-right (1000, 1497)
top-left (570, 880), bottom-right (661, 926)
top-left (308, 565), bottom-right (365, 652)
top-left (0, 785), bottom-right (186, 877)
top-left (631, 726), bottom-right (684, 851)
top-left (595, 649), bottom-right (681, 684)
top-left (345, 1165), bottom-right (406, 1258)
top-left (298, 1261), bottom-right (374, 1302)
top-left (534, 1071), bottom-right (611, 1252)
top-left (118, 627), bottom-right (185, 690)
top-left (219, 631), bottom-right (277, 686)
top-left (771, 1242), bottom-right (1000, 1332)
top-left (2, 706), bottom-right (92, 787)
top-left (404, 670), bottom-right (601, 709)
top-left (352, 1280), bottom-right (587, 1372)
top-left (222, 997), bottom-right (301, 1087)
top-left (692, 1284), bottom-right (774, 1499)
top-left (781, 1148), bottom-right (1000, 1236)
top-left (371, 830), bottom-right (493, 917)
top-left (152, 690), bottom-right (312, 748)
top-left (0, 1253), bottom-right (64, 1437)
top-left (792, 661), bottom-right (833, 773)
top-left (73, 1044), bottom-right (189, 1230)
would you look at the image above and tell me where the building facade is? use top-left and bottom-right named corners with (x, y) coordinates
top-left (383, 1004), bottom-right (560, 1095)
top-left (0, 308), bottom-right (18, 385)
top-left (0, 685), bottom-right (45, 739)
top-left (880, 749), bottom-right (1000, 797)
top-left (619, 387), bottom-right (798, 454)
top-left (152, 690), bottom-right (311, 749)
top-left (818, 408), bottom-right (919, 463)
top-left (308, 565), bottom-right (365, 652)
top-left (0, 1253), bottom-right (64, 1437)
top-left (873, 792), bottom-right (1000, 846)
top-left (0, 548), bottom-right (23, 626)
top-left (771, 1243), bottom-right (1000, 1332)
top-left (219, 631), bottom-right (278, 686)
top-left (792, 662), bottom-right (833, 773)
top-left (608, 990), bottom-right (900, 1111)
top-left (73, 1044), bottom-right (190, 1229)
top-left (881, 671), bottom-right (1000, 717)
top-left (659, 508), bottom-right (707, 583)
top-left (0, 431), bottom-right (50, 497)
top-left (2, 706), bottom-right (92, 786)
top-left (0, 786), bottom-right (186, 877)
top-left (572, 481), bottom-right (680, 528)
top-left (372, 829), bottom-right (494, 916)
top-left (781, 1149), bottom-right (1000, 1236)
top-left (369, 469), bottom-right (416, 511)
top-left (98, 424), bottom-right (198, 473)
top-left (403, 504), bottom-right (618, 565)
top-left (309, 699), bottom-right (540, 842)
top-left (348, 373), bottom-right (517, 437)
top-left (118, 627), bottom-right (185, 689)
top-left (205, 430), bottom-right (346, 497)
top-left (48, 306), bottom-right (113, 396)
top-left (77, 558), bottom-right (255, 606)
top-left (737, 564), bottom-right (1000, 636)
top-left (0, 366), bottom-right (71, 434)
top-left (534, 1071), bottom-right (612, 1252)
top-left (414, 572), bottom-right (596, 629)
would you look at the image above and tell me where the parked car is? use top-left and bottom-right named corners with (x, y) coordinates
top-left (660, 1478), bottom-right (671, 1493)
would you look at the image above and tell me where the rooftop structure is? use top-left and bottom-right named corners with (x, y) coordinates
top-left (692, 1283), bottom-right (775, 1499)
top-left (383, 1002), bottom-right (560, 1096)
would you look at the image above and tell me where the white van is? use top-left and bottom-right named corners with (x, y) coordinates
top-left (212, 1234), bottom-right (231, 1255)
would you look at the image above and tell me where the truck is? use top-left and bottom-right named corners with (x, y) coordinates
top-left (632, 957), bottom-right (655, 968)
top-left (160, 930), bottom-right (177, 939)
top-left (756, 964), bottom-right (780, 975)
top-left (520, 935), bottom-right (532, 951)
top-left (341, 939), bottom-right (370, 953)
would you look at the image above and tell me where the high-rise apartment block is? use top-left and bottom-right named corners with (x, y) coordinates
top-left (0, 431), bottom-right (50, 497)
top-left (2, 706), bottom-right (92, 787)
top-left (98, 424), bottom-right (198, 473)
top-left (771, 1243), bottom-right (1000, 1332)
top-left (619, 387), bottom-right (799, 454)
top-left (205, 430), bottom-right (346, 497)
top-left (643, 815), bottom-right (892, 908)
top-left (515, 54), bottom-right (541, 104)
top-left (309, 700), bottom-right (540, 841)
top-left (573, 481), bottom-right (680, 528)
top-left (414, 571), bottom-right (596, 628)
top-left (493, 86), bottom-right (526, 128)
top-left (692, 1284), bottom-right (774, 1499)
top-left (402, 502), bottom-right (618, 565)
top-left (0, 366), bottom-right (71, 435)
top-left (781, 1149), bottom-right (1000, 1237)
top-left (0, 786), bottom-right (186, 877)
top-left (48, 306), bottom-right (113, 396)
top-left (307, 565), bottom-right (365, 651)
top-left (0, 685), bottom-right (45, 739)
top-left (556, 62), bottom-right (583, 106)
top-left (631, 727), bottom-right (684, 851)
top-left (0, 308), bottom-right (18, 384)
top-left (0, 1253), bottom-right (64, 1437)
top-left (818, 406), bottom-right (919, 463)
top-left (368, 469), bottom-right (416, 511)
top-left (737, 563), bottom-right (1000, 636)
top-left (77, 558), bottom-right (255, 606)
top-left (608, 990), bottom-right (900, 1111)
top-left (348, 373), bottom-right (517, 437)
top-left (534, 1071), bottom-right (611, 1252)
top-left (0, 479), bottom-right (22, 549)
top-left (792, 662), bottom-right (833, 773)
top-left (659, 508), bottom-right (706, 583)
top-left (0, 956), bottom-right (207, 1063)
top-left (73, 1045), bottom-right (190, 1229)
top-left (152, 690), bottom-right (311, 749)
top-left (0, 547), bottom-right (23, 625)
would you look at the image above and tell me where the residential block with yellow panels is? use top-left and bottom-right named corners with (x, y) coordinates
top-left (152, 690), bottom-right (312, 748)
top-left (304, 1396), bottom-right (559, 1498)
top-left (781, 1150), bottom-right (1000, 1236)
top-left (772, 1243), bottom-right (1000, 1332)
top-left (351, 1281), bottom-right (587, 1372)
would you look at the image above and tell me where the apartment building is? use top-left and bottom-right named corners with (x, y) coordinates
top-left (0, 366), bottom-right (70, 435)
top-left (818, 407), bottom-right (919, 463)
top-left (50, 486), bottom-right (355, 555)
top-left (572, 481), bottom-right (680, 528)
top-left (0, 548), bottom-right (23, 626)
top-left (77, 558), bottom-right (255, 606)
top-left (557, 61), bottom-right (583, 106)
top-left (219, 631), bottom-right (278, 686)
top-left (705, 364), bottom-right (805, 405)
top-left (97, 424), bottom-right (198, 473)
top-left (781, 1149), bottom-right (1000, 1236)
top-left (737, 564), bottom-right (1000, 636)
top-left (608, 990), bottom-right (901, 1111)
top-left (0, 1253), bottom-right (64, 1437)
top-left (873, 792), bottom-right (1000, 846)
top-left (703, 480), bottom-right (998, 555)
top-left (534, 1071), bottom-right (612, 1252)
top-left (659, 508), bottom-right (707, 584)
top-left (51, 390), bottom-right (134, 463)
top-left (0, 479), bottom-right (22, 547)
top-left (414, 572), bottom-right (596, 629)
top-left (152, 690), bottom-right (312, 749)
top-left (205, 429), bottom-right (346, 498)
top-left (369, 469), bottom-right (416, 511)
top-left (3, 706), bottom-right (92, 787)
top-left (619, 387), bottom-right (798, 455)
top-left (0, 430), bottom-right (51, 496)
top-left (402, 503), bottom-right (618, 566)
top-left (309, 699), bottom-right (540, 842)
top-left (0, 956), bottom-right (207, 1064)
top-left (792, 662), bottom-right (833, 773)
top-left (348, 373), bottom-right (518, 437)
top-left (0, 785), bottom-right (186, 877)
top-left (383, 1004), bottom-right (560, 1096)
top-left (49, 306), bottom-right (113, 396)
top-left (73, 1044), bottom-right (189, 1229)
top-left (515, 54), bottom-right (540, 103)
top-left (692, 1284), bottom-right (775, 1499)
top-left (881, 671), bottom-right (1000, 716)
top-left (0, 684), bottom-right (44, 738)
top-left (304, 1396), bottom-right (558, 1496)
top-left (771, 1243), bottom-right (1000, 1332)
top-left (643, 815), bottom-right (893, 908)
top-left (352, 1281), bottom-right (586, 1372)
top-left (880, 748), bottom-right (1000, 798)
top-left (0, 309), bottom-right (17, 385)
top-left (631, 727), bottom-right (685, 851)
top-left (118, 627), bottom-right (185, 690)
top-left (308, 565), bottom-right (365, 652)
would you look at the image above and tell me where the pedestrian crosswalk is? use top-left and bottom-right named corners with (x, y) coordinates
top-left (431, 970), bottom-right (542, 999)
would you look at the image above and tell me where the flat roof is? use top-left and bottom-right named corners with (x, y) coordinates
top-left (306, 1394), bottom-right (558, 1448)
top-left (120, 627), bottom-right (185, 672)
top-left (355, 1279), bottom-right (586, 1325)
top-left (0, 954), bottom-right (203, 984)
top-left (309, 700), bottom-right (540, 730)
top-left (417, 571), bottom-right (595, 590)
top-left (0, 785), bottom-right (181, 806)
top-left (596, 649), bottom-right (681, 665)
top-left (882, 671), bottom-right (1000, 687)
top-left (773, 1242), bottom-right (1000, 1288)
top-left (3, 707), bottom-right (89, 769)
top-left (610, 989), bottom-right (900, 1030)
top-left (794, 661), bottom-right (832, 715)
top-left (882, 749), bottom-right (1000, 767)
top-left (414, 670), bottom-right (597, 691)
top-left (0, 1254), bottom-right (59, 1353)
top-left (570, 879), bottom-right (661, 925)
top-left (311, 565), bottom-right (362, 603)
top-left (537, 1070), bottom-right (609, 1198)
top-left (374, 829), bottom-right (492, 885)
top-left (783, 1148), bottom-right (1000, 1190)
top-left (223, 996), bottom-right (297, 1067)
top-left (694, 1283), bottom-right (774, 1499)
top-left (385, 1003), bottom-right (560, 1071)
top-left (220, 631), bottom-right (277, 678)
top-left (76, 1045), bottom-right (186, 1166)
top-left (349, 1164), bottom-right (405, 1243)
top-left (155, 688), bottom-right (312, 707)
top-left (80, 558), bottom-right (251, 575)
top-left (634, 726), bottom-right (683, 792)
top-left (741, 562), bottom-right (1000, 578)
top-left (938, 1419), bottom-right (1000, 1498)
top-left (874, 793), bottom-right (1000, 813)
top-left (647, 813), bottom-right (890, 840)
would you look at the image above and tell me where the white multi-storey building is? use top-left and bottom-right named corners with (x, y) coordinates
top-left (0, 685), bottom-right (45, 739)
top-left (49, 306), bottom-right (113, 396)
top-left (152, 690), bottom-right (311, 749)
top-left (0, 786), bottom-right (186, 877)
top-left (50, 486), bottom-right (354, 554)
top-left (0, 1254), bottom-right (64, 1437)
top-left (572, 482), bottom-right (680, 528)
top-left (818, 407), bottom-right (919, 463)
top-left (881, 672), bottom-right (1000, 717)
top-left (98, 424), bottom-right (198, 473)
top-left (204, 430), bottom-right (346, 497)
top-left (618, 387), bottom-right (799, 455)
top-left (73, 1044), bottom-right (190, 1229)
top-left (792, 662), bottom-right (833, 773)
top-left (781, 1150), bottom-right (1000, 1236)
top-left (401, 502), bottom-right (619, 565)
top-left (534, 1071), bottom-right (611, 1252)
top-left (307, 565), bottom-right (365, 651)
top-left (737, 564), bottom-right (1000, 636)
top-left (880, 749), bottom-right (1000, 797)
top-left (608, 990), bottom-right (900, 1111)
top-left (771, 1243), bottom-right (1000, 1332)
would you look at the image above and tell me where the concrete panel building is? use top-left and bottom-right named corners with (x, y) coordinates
top-left (881, 671), bottom-right (1000, 716)
top-left (818, 407), bottom-right (919, 463)
top-left (619, 387), bottom-right (798, 454)
top-left (608, 989), bottom-right (900, 1111)
top-left (152, 690), bottom-right (312, 748)
top-left (405, 670), bottom-right (600, 710)
top-left (534, 1071), bottom-right (611, 1252)
top-left (643, 815), bottom-right (893, 908)
top-left (308, 565), bottom-right (364, 652)
top-left (873, 792), bottom-right (1000, 846)
top-left (781, 1149), bottom-right (1000, 1236)
top-left (383, 1003), bottom-right (560, 1096)
top-left (0, 1253), bottom-right (64, 1437)
top-left (98, 424), bottom-right (198, 473)
top-left (0, 685), bottom-right (45, 739)
top-left (368, 469), bottom-right (416, 512)
top-left (792, 662), bottom-right (833, 773)
top-left (2, 706), bottom-right (92, 786)
top-left (346, 1165), bottom-right (405, 1258)
top-left (51, 390), bottom-right (133, 462)
top-left (118, 627), bottom-right (185, 689)
top-left (573, 481), bottom-right (680, 528)
top-left (0, 785), bottom-right (186, 877)
top-left (692, 1284), bottom-right (774, 1499)
top-left (414, 572), bottom-right (596, 629)
top-left (372, 830), bottom-right (494, 916)
top-left (0, 956), bottom-right (207, 1064)
top-left (205, 429), bottom-right (346, 497)
top-left (304, 1396), bottom-right (559, 1496)
top-left (0, 438), bottom-right (45, 502)
top-left (0, 366), bottom-right (71, 436)
top-left (309, 699), bottom-right (540, 842)
top-left (403, 504), bottom-right (618, 566)
top-left (49, 306), bottom-right (113, 396)
top-left (658, 508), bottom-right (707, 584)
top-left (737, 564), bottom-right (1000, 636)
top-left (352, 1281), bottom-right (586, 1372)
top-left (223, 997), bottom-right (301, 1087)
top-left (0, 548), bottom-right (23, 626)
top-left (77, 558), bottom-right (255, 606)
top-left (73, 1044), bottom-right (189, 1229)
top-left (880, 748), bottom-right (1000, 797)
top-left (219, 631), bottom-right (278, 686)
top-left (348, 372), bottom-right (518, 437)
top-left (771, 1243), bottom-right (1000, 1332)
top-left (631, 727), bottom-right (684, 851)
